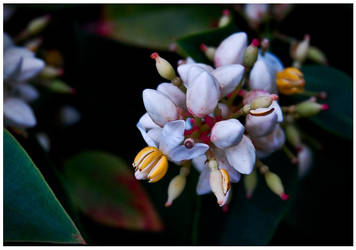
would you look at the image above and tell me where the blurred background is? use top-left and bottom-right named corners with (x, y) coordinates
top-left (4, 4), bottom-right (353, 246)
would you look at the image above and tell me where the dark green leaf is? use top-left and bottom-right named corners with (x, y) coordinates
top-left (220, 151), bottom-right (298, 245)
top-left (4, 129), bottom-right (84, 244)
top-left (100, 5), bottom-right (226, 50)
top-left (301, 65), bottom-right (353, 140)
top-left (62, 151), bottom-right (163, 231)
top-left (176, 17), bottom-right (238, 63)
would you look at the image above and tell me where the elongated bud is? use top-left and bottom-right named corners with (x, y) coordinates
top-left (210, 168), bottom-right (230, 206)
top-left (47, 79), bottom-right (75, 94)
top-left (25, 15), bottom-right (51, 37)
top-left (244, 169), bottom-right (257, 199)
top-left (40, 66), bottom-right (63, 79)
top-left (292, 34), bottom-right (310, 67)
top-left (165, 174), bottom-right (186, 207)
top-left (218, 9), bottom-right (231, 27)
top-left (264, 171), bottom-right (289, 200)
top-left (133, 146), bottom-right (168, 183)
top-left (285, 124), bottom-right (302, 149)
top-left (25, 37), bottom-right (43, 52)
top-left (276, 67), bottom-right (305, 95)
top-left (200, 43), bottom-right (216, 62)
top-left (243, 39), bottom-right (259, 68)
top-left (295, 101), bottom-right (328, 118)
top-left (307, 46), bottom-right (328, 65)
top-left (246, 107), bottom-right (278, 137)
top-left (151, 52), bottom-right (176, 81)
top-left (298, 144), bottom-right (313, 177)
top-left (250, 95), bottom-right (273, 110)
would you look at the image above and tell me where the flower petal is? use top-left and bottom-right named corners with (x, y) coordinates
top-left (192, 154), bottom-right (207, 172)
top-left (212, 64), bottom-right (245, 97)
top-left (214, 32), bottom-right (247, 67)
top-left (157, 82), bottom-right (186, 109)
top-left (18, 56), bottom-right (45, 82)
top-left (252, 125), bottom-right (285, 158)
top-left (4, 97), bottom-right (36, 128)
top-left (177, 63), bottom-right (213, 85)
top-left (214, 148), bottom-right (241, 183)
top-left (4, 33), bottom-right (14, 50)
top-left (138, 113), bottom-right (161, 130)
top-left (159, 120), bottom-right (185, 155)
top-left (271, 101), bottom-right (283, 122)
top-left (168, 143), bottom-right (209, 162)
top-left (245, 107), bottom-right (278, 137)
top-left (14, 83), bottom-right (39, 102)
top-left (196, 167), bottom-right (211, 195)
top-left (210, 119), bottom-right (244, 149)
top-left (143, 89), bottom-right (178, 126)
top-left (225, 135), bottom-right (256, 175)
top-left (249, 58), bottom-right (276, 93)
top-left (137, 122), bottom-right (160, 147)
top-left (186, 71), bottom-right (220, 118)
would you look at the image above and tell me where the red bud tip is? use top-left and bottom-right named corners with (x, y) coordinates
top-left (200, 43), bottom-right (208, 52)
top-left (251, 38), bottom-right (260, 47)
top-left (304, 34), bottom-right (310, 41)
top-left (222, 9), bottom-right (230, 16)
top-left (164, 202), bottom-right (171, 207)
top-left (237, 89), bottom-right (246, 96)
top-left (321, 104), bottom-right (329, 110)
top-left (150, 52), bottom-right (159, 60)
top-left (281, 193), bottom-right (289, 200)
top-left (222, 205), bottom-right (229, 213)
top-left (271, 94), bottom-right (279, 101)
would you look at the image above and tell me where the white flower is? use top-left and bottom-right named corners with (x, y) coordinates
top-left (177, 63), bottom-right (213, 87)
top-left (138, 119), bottom-right (209, 162)
top-left (211, 64), bottom-right (245, 97)
top-left (186, 71), bottom-right (220, 118)
top-left (214, 32), bottom-right (248, 67)
top-left (142, 89), bottom-right (179, 126)
top-left (157, 82), bottom-right (186, 109)
top-left (210, 119), bottom-right (244, 149)
top-left (245, 107), bottom-right (278, 137)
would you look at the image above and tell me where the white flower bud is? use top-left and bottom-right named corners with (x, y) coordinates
top-left (151, 52), bottom-right (176, 81)
top-left (214, 32), bottom-right (247, 67)
top-left (157, 82), bottom-right (186, 109)
top-left (295, 35), bottom-right (310, 63)
top-left (209, 168), bottom-right (230, 206)
top-left (177, 63), bottom-right (213, 87)
top-left (225, 135), bottom-right (256, 175)
top-left (298, 144), bottom-right (313, 177)
top-left (212, 64), bottom-right (245, 97)
top-left (246, 107), bottom-right (278, 137)
top-left (186, 71), bottom-right (220, 118)
top-left (165, 174), bottom-right (186, 207)
top-left (249, 58), bottom-right (276, 93)
top-left (143, 89), bottom-right (179, 126)
top-left (252, 125), bottom-right (285, 158)
top-left (25, 15), bottom-right (51, 36)
top-left (210, 119), bottom-right (244, 149)
top-left (4, 98), bottom-right (36, 128)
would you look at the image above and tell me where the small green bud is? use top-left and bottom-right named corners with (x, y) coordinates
top-left (244, 169), bottom-right (257, 199)
top-left (243, 39), bottom-right (259, 68)
top-left (307, 46), bottom-right (327, 65)
top-left (165, 174), bottom-right (186, 207)
top-left (40, 66), bottom-right (63, 79)
top-left (285, 124), bottom-right (302, 148)
top-left (26, 15), bottom-right (51, 36)
top-left (218, 9), bottom-right (231, 27)
top-left (264, 171), bottom-right (289, 200)
top-left (250, 96), bottom-right (273, 110)
top-left (151, 52), bottom-right (176, 81)
top-left (47, 79), bottom-right (75, 94)
top-left (296, 101), bottom-right (328, 118)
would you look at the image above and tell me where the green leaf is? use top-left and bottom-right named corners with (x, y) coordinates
top-left (176, 17), bottom-right (238, 63)
top-left (62, 151), bottom-right (163, 231)
top-left (100, 5), bottom-right (226, 50)
top-left (4, 130), bottom-right (84, 244)
top-left (220, 151), bottom-right (298, 245)
top-left (301, 65), bottom-right (353, 140)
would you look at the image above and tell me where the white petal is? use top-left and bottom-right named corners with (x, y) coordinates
top-left (60, 106), bottom-right (81, 126)
top-left (196, 167), bottom-right (211, 195)
top-left (259, 51), bottom-right (284, 76)
top-left (186, 71), bottom-right (220, 118)
top-left (157, 82), bottom-right (186, 109)
top-left (249, 59), bottom-right (276, 93)
top-left (252, 125), bottom-right (285, 158)
top-left (271, 101), bottom-right (283, 122)
top-left (210, 119), bottom-right (244, 149)
top-left (212, 64), bottom-right (245, 97)
top-left (192, 154), bottom-right (207, 172)
top-left (177, 63), bottom-right (214, 85)
top-left (186, 57), bottom-right (196, 64)
top-left (14, 83), bottom-right (39, 102)
top-left (4, 97), bottom-right (36, 128)
top-left (137, 121), bottom-right (160, 147)
top-left (225, 135), bottom-right (256, 174)
top-left (159, 120), bottom-right (185, 155)
top-left (17, 56), bottom-right (45, 82)
top-left (4, 50), bottom-right (23, 81)
top-left (138, 113), bottom-right (160, 130)
top-left (4, 33), bottom-right (14, 50)
top-left (214, 32), bottom-right (247, 67)
top-left (168, 143), bottom-right (209, 162)
top-left (214, 148), bottom-right (241, 183)
top-left (245, 108), bottom-right (278, 137)
top-left (143, 89), bottom-right (178, 127)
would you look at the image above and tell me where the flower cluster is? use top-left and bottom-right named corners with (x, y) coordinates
top-left (133, 29), bottom-right (328, 207)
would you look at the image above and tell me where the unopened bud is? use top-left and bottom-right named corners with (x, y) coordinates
top-left (25, 37), bottom-right (43, 52)
top-left (218, 9), bottom-right (231, 27)
top-left (250, 95), bottom-right (273, 110)
top-left (40, 66), bottom-right (63, 79)
top-left (285, 124), bottom-right (302, 149)
top-left (165, 174), bottom-right (186, 207)
top-left (307, 46), bottom-right (328, 65)
top-left (243, 39), bottom-right (259, 68)
top-left (151, 52), bottom-right (176, 81)
top-left (47, 79), bottom-right (75, 94)
top-left (244, 169), bottom-right (257, 199)
top-left (26, 15), bottom-right (51, 36)
top-left (200, 43), bottom-right (216, 62)
top-left (264, 171), bottom-right (289, 200)
top-left (292, 34), bottom-right (310, 65)
top-left (298, 144), bottom-right (313, 177)
top-left (210, 168), bottom-right (230, 206)
top-left (276, 67), bottom-right (305, 95)
top-left (296, 101), bottom-right (328, 118)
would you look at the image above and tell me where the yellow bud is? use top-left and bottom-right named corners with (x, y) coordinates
top-left (151, 52), bottom-right (176, 81)
top-left (165, 174), bottom-right (186, 207)
top-left (244, 169), bottom-right (257, 199)
top-left (133, 146), bottom-right (168, 183)
top-left (276, 67), bottom-right (305, 95)
top-left (264, 171), bottom-right (289, 200)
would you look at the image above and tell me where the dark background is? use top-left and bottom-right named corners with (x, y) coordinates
top-left (4, 4), bottom-right (353, 246)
